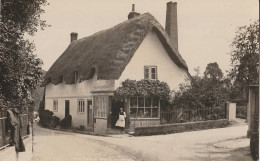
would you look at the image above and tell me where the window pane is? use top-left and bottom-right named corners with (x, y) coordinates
top-left (144, 67), bottom-right (149, 79)
top-left (145, 97), bottom-right (151, 107)
top-left (130, 108), bottom-right (137, 118)
top-left (152, 108), bottom-right (159, 118)
top-left (145, 108), bottom-right (151, 118)
top-left (151, 74), bottom-right (156, 79)
top-left (138, 97), bottom-right (144, 107)
top-left (152, 98), bottom-right (159, 107)
top-left (151, 68), bottom-right (156, 73)
top-left (130, 97), bottom-right (137, 107)
top-left (137, 108), bottom-right (145, 118)
top-left (151, 67), bottom-right (157, 79)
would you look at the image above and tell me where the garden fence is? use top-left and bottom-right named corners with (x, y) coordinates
top-left (160, 106), bottom-right (226, 125)
top-left (0, 110), bottom-right (29, 149)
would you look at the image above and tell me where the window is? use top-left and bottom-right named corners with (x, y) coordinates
top-left (59, 75), bottom-right (65, 83)
top-left (86, 67), bottom-right (95, 80)
top-left (74, 71), bottom-right (78, 83)
top-left (78, 99), bottom-right (85, 113)
top-left (144, 66), bottom-right (157, 80)
top-left (130, 97), bottom-right (160, 119)
top-left (53, 99), bottom-right (58, 111)
top-left (94, 96), bottom-right (108, 118)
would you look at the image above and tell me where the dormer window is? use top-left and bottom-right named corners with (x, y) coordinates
top-left (59, 76), bottom-right (65, 83)
top-left (86, 67), bottom-right (95, 80)
top-left (74, 71), bottom-right (78, 83)
top-left (144, 66), bottom-right (157, 80)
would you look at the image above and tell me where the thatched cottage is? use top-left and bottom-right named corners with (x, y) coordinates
top-left (42, 2), bottom-right (190, 133)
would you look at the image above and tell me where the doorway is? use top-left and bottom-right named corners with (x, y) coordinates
top-left (111, 98), bottom-right (124, 128)
top-left (87, 100), bottom-right (93, 127)
top-left (65, 100), bottom-right (70, 117)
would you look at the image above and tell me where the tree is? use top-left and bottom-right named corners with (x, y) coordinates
top-left (173, 63), bottom-right (230, 109)
top-left (204, 62), bottom-right (223, 80)
top-left (0, 0), bottom-right (49, 113)
top-left (228, 21), bottom-right (259, 103)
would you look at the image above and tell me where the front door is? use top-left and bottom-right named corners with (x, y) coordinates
top-left (65, 100), bottom-right (70, 117)
top-left (111, 98), bottom-right (124, 128)
top-left (87, 100), bottom-right (93, 127)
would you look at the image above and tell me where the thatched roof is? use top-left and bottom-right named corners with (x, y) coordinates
top-left (42, 13), bottom-right (189, 86)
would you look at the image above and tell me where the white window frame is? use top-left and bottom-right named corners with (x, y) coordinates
top-left (78, 99), bottom-right (85, 113)
top-left (144, 66), bottom-right (157, 80)
top-left (129, 97), bottom-right (160, 119)
top-left (53, 99), bottom-right (58, 112)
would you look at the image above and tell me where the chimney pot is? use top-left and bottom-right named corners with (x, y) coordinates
top-left (70, 32), bottom-right (78, 42)
top-left (128, 4), bottom-right (140, 19)
top-left (165, 1), bottom-right (178, 50)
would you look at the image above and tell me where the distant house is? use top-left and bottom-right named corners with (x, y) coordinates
top-left (42, 2), bottom-right (190, 133)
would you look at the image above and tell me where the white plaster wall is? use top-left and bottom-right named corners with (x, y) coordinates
top-left (45, 72), bottom-right (115, 128)
top-left (45, 97), bottom-right (90, 127)
top-left (115, 31), bottom-right (189, 91)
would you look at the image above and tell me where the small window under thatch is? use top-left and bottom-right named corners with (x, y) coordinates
top-left (74, 71), bottom-right (78, 83)
top-left (59, 75), bottom-right (64, 83)
top-left (86, 67), bottom-right (96, 80)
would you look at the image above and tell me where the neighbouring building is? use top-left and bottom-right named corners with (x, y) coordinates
top-left (42, 2), bottom-right (190, 133)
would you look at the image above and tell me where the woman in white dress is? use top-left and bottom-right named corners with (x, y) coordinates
top-left (115, 108), bottom-right (126, 133)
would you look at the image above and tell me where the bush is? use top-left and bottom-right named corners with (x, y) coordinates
top-left (60, 115), bottom-right (72, 129)
top-left (39, 110), bottom-right (53, 127)
top-left (50, 116), bottom-right (60, 129)
top-left (236, 106), bottom-right (247, 119)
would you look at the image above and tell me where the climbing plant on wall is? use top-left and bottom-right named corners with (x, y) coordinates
top-left (114, 79), bottom-right (171, 100)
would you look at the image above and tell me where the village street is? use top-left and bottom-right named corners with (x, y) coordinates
top-left (0, 119), bottom-right (253, 161)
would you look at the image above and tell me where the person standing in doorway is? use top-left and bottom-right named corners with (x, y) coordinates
top-left (115, 108), bottom-right (126, 133)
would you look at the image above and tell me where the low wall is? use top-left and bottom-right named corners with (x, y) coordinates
top-left (94, 118), bottom-right (107, 133)
top-left (134, 119), bottom-right (229, 136)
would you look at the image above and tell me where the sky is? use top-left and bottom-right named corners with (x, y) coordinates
top-left (30, 0), bottom-right (259, 76)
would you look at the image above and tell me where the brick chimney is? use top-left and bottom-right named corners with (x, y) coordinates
top-left (165, 2), bottom-right (178, 50)
top-left (70, 32), bottom-right (78, 42)
top-left (128, 4), bottom-right (140, 19)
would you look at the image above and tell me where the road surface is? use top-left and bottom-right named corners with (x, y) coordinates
top-left (0, 119), bottom-right (253, 161)
top-left (31, 125), bottom-right (139, 161)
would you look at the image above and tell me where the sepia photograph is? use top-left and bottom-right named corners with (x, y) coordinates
top-left (0, 0), bottom-right (259, 160)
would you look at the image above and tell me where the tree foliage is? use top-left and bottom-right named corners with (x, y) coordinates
top-left (229, 21), bottom-right (259, 86)
top-left (228, 21), bottom-right (259, 103)
top-left (0, 0), bottom-right (49, 112)
top-left (114, 79), bottom-right (171, 100)
top-left (204, 62), bottom-right (223, 80)
top-left (173, 62), bottom-right (230, 109)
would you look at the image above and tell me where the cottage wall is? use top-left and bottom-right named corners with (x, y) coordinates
top-left (45, 73), bottom-right (115, 128)
top-left (45, 81), bottom-right (94, 127)
top-left (115, 31), bottom-right (188, 91)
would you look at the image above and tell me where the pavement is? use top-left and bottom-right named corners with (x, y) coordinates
top-left (0, 135), bottom-right (33, 161)
top-left (0, 118), bottom-right (254, 161)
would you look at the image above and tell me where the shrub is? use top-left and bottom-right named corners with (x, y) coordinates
top-left (39, 110), bottom-right (53, 127)
top-left (236, 106), bottom-right (247, 119)
top-left (60, 115), bottom-right (72, 129)
top-left (50, 116), bottom-right (60, 129)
